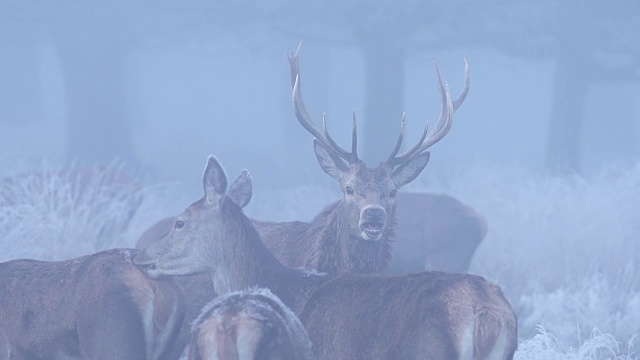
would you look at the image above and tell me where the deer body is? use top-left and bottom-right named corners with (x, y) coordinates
top-left (133, 155), bottom-right (518, 360)
top-left (186, 288), bottom-right (313, 360)
top-left (0, 248), bottom-right (184, 360)
top-left (390, 192), bottom-right (487, 273)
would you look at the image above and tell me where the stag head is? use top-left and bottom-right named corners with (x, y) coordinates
top-left (288, 43), bottom-right (469, 242)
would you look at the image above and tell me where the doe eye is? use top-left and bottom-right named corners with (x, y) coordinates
top-left (174, 220), bottom-right (185, 229)
top-left (345, 187), bottom-right (354, 195)
top-left (389, 190), bottom-right (397, 198)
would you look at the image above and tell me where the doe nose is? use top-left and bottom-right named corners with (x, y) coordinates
top-left (362, 207), bottom-right (386, 223)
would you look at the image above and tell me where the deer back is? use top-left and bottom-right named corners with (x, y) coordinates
top-left (0, 248), bottom-right (184, 360)
top-left (299, 271), bottom-right (517, 360)
top-left (186, 288), bottom-right (313, 360)
top-left (389, 192), bottom-right (487, 274)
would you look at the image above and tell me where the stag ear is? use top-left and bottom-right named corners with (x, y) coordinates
top-left (313, 139), bottom-right (349, 180)
top-left (203, 155), bottom-right (228, 206)
top-left (391, 152), bottom-right (430, 188)
top-left (228, 169), bottom-right (252, 208)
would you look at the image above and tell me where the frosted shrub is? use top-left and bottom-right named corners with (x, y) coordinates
top-left (0, 163), bottom-right (143, 261)
top-left (515, 326), bottom-right (637, 360)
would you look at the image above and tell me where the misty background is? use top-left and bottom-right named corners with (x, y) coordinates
top-left (2, 1), bottom-right (640, 358)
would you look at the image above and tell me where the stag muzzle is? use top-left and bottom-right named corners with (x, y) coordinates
top-left (359, 206), bottom-right (386, 241)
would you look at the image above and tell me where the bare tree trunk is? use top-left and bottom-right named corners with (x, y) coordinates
top-left (53, 21), bottom-right (137, 167)
top-left (544, 50), bottom-right (591, 175)
top-left (361, 40), bottom-right (405, 164)
top-left (544, 2), bottom-right (595, 175)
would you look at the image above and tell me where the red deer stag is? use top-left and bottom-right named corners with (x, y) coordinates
top-left (254, 44), bottom-right (477, 274)
top-left (0, 248), bottom-right (184, 360)
top-left (185, 287), bottom-right (313, 360)
top-left (133, 155), bottom-right (518, 360)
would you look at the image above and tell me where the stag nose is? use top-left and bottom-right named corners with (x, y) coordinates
top-left (362, 207), bottom-right (386, 223)
top-left (359, 206), bottom-right (386, 241)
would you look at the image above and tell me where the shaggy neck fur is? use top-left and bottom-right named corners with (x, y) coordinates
top-left (305, 200), bottom-right (395, 274)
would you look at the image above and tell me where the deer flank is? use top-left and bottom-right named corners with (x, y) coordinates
top-left (0, 248), bottom-right (183, 360)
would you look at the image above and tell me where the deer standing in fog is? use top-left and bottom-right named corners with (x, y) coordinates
top-left (0, 248), bottom-right (184, 360)
top-left (138, 45), bottom-right (480, 275)
top-left (134, 154), bottom-right (518, 360)
top-left (184, 287), bottom-right (313, 360)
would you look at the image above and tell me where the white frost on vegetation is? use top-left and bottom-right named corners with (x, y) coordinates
top-left (0, 162), bottom-right (143, 261)
top-left (515, 326), bottom-right (637, 360)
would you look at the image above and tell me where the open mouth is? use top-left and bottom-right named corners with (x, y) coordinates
top-left (360, 222), bottom-right (384, 241)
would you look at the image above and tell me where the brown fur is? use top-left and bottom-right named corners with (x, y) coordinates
top-left (255, 191), bottom-right (487, 275)
top-left (134, 156), bottom-right (518, 360)
top-left (255, 200), bottom-right (394, 274)
top-left (140, 190), bottom-right (486, 277)
top-left (0, 248), bottom-right (184, 360)
top-left (390, 192), bottom-right (487, 273)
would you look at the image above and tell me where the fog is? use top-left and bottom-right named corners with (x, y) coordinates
top-left (1, 1), bottom-right (639, 358)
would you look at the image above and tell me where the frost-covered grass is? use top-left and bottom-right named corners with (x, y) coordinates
top-left (0, 162), bottom-right (143, 261)
top-left (515, 326), bottom-right (638, 360)
top-left (415, 162), bottom-right (640, 357)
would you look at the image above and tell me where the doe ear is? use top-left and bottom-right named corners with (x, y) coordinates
top-left (228, 169), bottom-right (252, 208)
top-left (391, 152), bottom-right (431, 188)
top-left (313, 139), bottom-right (349, 181)
top-left (203, 155), bottom-right (228, 206)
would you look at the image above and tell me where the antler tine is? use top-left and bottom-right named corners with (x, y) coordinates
top-left (386, 113), bottom-right (407, 163)
top-left (386, 60), bottom-right (455, 167)
top-left (322, 114), bottom-right (356, 162)
top-left (423, 60), bottom-right (451, 139)
top-left (292, 75), bottom-right (324, 142)
top-left (287, 42), bottom-right (303, 90)
top-left (289, 43), bottom-right (358, 163)
top-left (387, 117), bottom-right (430, 167)
top-left (419, 81), bottom-right (454, 151)
top-left (453, 58), bottom-right (470, 111)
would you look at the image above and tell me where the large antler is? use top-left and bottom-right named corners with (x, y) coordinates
top-left (385, 59), bottom-right (470, 168)
top-left (288, 43), bottom-right (360, 164)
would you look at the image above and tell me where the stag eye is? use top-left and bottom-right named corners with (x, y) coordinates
top-left (174, 220), bottom-right (185, 229)
top-left (389, 190), bottom-right (397, 198)
top-left (345, 187), bottom-right (354, 195)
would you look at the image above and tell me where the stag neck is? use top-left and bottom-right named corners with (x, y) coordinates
top-left (307, 200), bottom-right (395, 274)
